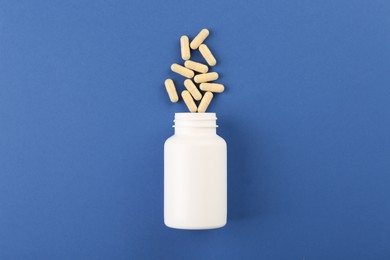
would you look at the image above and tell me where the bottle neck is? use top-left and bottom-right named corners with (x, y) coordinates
top-left (173, 113), bottom-right (218, 136)
top-left (175, 127), bottom-right (216, 135)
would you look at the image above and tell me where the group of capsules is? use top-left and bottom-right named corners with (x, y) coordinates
top-left (164, 29), bottom-right (225, 113)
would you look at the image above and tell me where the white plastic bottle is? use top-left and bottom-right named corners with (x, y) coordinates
top-left (164, 112), bottom-right (227, 230)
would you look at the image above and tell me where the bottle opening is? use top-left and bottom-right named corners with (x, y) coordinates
top-left (174, 113), bottom-right (218, 128)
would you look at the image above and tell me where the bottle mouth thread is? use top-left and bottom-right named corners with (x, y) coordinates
top-left (173, 112), bottom-right (218, 128)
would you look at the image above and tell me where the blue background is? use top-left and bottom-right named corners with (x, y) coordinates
top-left (1, 0), bottom-right (389, 259)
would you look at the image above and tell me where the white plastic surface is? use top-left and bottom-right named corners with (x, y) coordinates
top-left (164, 113), bottom-right (227, 230)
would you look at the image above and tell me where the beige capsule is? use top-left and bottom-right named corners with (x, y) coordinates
top-left (190, 28), bottom-right (209, 50)
top-left (184, 79), bottom-right (202, 101)
top-left (199, 44), bottom-right (217, 66)
top-left (171, 63), bottom-right (195, 78)
top-left (164, 79), bottom-right (179, 103)
top-left (198, 92), bottom-right (213, 113)
top-left (184, 60), bottom-right (209, 74)
top-left (194, 72), bottom-right (219, 83)
top-left (199, 83), bottom-right (225, 93)
top-left (181, 90), bottom-right (197, 112)
top-left (180, 36), bottom-right (191, 60)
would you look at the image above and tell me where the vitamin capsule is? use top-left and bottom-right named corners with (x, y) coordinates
top-left (171, 63), bottom-right (195, 78)
top-left (190, 29), bottom-right (209, 50)
top-left (198, 92), bottom-right (213, 113)
top-left (184, 60), bottom-right (209, 74)
top-left (164, 79), bottom-right (179, 103)
top-left (194, 72), bottom-right (219, 83)
top-left (199, 44), bottom-right (217, 66)
top-left (180, 36), bottom-right (191, 60)
top-left (181, 90), bottom-right (197, 112)
top-left (199, 83), bottom-right (225, 93)
top-left (184, 79), bottom-right (202, 101)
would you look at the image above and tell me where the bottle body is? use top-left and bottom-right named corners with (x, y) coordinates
top-left (164, 113), bottom-right (227, 230)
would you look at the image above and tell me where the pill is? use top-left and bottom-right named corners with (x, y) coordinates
top-left (180, 36), bottom-right (191, 60)
top-left (181, 90), bottom-right (197, 112)
top-left (184, 60), bottom-right (209, 74)
top-left (194, 72), bottom-right (219, 83)
top-left (199, 83), bottom-right (225, 93)
top-left (199, 44), bottom-right (217, 66)
top-left (190, 29), bottom-right (209, 50)
top-left (198, 92), bottom-right (213, 113)
top-left (171, 63), bottom-right (195, 78)
top-left (164, 79), bottom-right (179, 103)
top-left (184, 79), bottom-right (202, 101)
